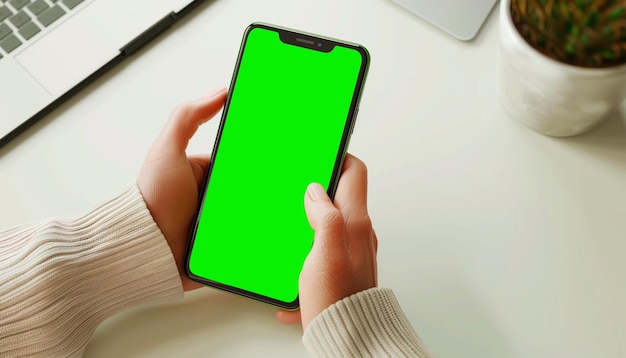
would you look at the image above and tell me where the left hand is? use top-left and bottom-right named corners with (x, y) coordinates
top-left (137, 87), bottom-right (227, 291)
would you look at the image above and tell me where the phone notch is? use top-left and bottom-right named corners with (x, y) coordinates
top-left (278, 31), bottom-right (335, 53)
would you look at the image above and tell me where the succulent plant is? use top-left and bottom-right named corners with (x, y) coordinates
top-left (510, 0), bottom-right (626, 68)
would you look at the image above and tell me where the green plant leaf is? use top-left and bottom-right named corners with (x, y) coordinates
top-left (602, 26), bottom-right (615, 39)
top-left (581, 33), bottom-right (590, 45)
top-left (575, 0), bottom-right (589, 11)
top-left (587, 11), bottom-right (599, 28)
top-left (510, 0), bottom-right (626, 67)
top-left (601, 49), bottom-right (614, 59)
top-left (609, 7), bottom-right (625, 21)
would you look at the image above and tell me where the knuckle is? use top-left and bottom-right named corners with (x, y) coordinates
top-left (320, 208), bottom-right (345, 233)
top-left (346, 155), bottom-right (368, 175)
top-left (322, 208), bottom-right (343, 225)
top-left (359, 213), bottom-right (373, 228)
top-left (372, 230), bottom-right (379, 252)
top-left (171, 102), bottom-right (194, 121)
top-left (347, 212), bottom-right (373, 231)
top-left (354, 156), bottom-right (368, 174)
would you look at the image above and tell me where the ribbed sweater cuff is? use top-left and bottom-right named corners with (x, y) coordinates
top-left (0, 184), bottom-right (183, 357)
top-left (302, 288), bottom-right (433, 357)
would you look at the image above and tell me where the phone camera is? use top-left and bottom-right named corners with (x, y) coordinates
top-left (317, 42), bottom-right (322, 47)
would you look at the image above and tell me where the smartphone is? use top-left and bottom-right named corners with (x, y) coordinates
top-left (185, 23), bottom-right (369, 310)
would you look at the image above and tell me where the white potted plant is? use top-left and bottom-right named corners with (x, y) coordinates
top-left (498, 0), bottom-right (626, 137)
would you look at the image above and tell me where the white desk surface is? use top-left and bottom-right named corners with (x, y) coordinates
top-left (1, 0), bottom-right (625, 357)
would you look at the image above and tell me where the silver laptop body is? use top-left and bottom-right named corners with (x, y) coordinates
top-left (391, 0), bottom-right (498, 41)
top-left (0, 0), bottom-right (206, 147)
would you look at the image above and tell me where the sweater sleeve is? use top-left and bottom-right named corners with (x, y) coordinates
top-left (302, 288), bottom-right (435, 358)
top-left (0, 184), bottom-right (184, 357)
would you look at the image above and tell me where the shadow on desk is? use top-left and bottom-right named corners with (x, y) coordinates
top-left (566, 108), bottom-right (626, 150)
top-left (521, 108), bottom-right (626, 167)
top-left (85, 288), bottom-right (302, 357)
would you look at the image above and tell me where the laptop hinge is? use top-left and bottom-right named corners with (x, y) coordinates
top-left (120, 12), bottom-right (178, 56)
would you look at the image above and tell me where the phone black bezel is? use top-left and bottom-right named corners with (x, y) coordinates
top-left (184, 22), bottom-right (370, 310)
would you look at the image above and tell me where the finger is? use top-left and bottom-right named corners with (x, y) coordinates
top-left (333, 155), bottom-right (369, 239)
top-left (275, 310), bottom-right (302, 325)
top-left (305, 183), bottom-right (343, 232)
top-left (334, 155), bottom-right (375, 268)
top-left (188, 155), bottom-right (211, 188)
top-left (156, 87), bottom-right (227, 154)
top-left (334, 154), bottom-right (368, 216)
top-left (304, 183), bottom-right (347, 254)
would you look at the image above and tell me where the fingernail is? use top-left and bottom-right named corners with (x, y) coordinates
top-left (307, 183), bottom-right (327, 202)
top-left (202, 87), bottom-right (226, 99)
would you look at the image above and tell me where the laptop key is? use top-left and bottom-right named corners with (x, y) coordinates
top-left (62, 0), bottom-right (82, 10)
top-left (18, 20), bottom-right (39, 40)
top-left (9, 0), bottom-right (29, 10)
top-left (28, 0), bottom-right (49, 15)
top-left (9, 10), bottom-right (30, 28)
top-left (37, 5), bottom-right (64, 27)
top-left (0, 6), bottom-right (12, 22)
top-left (0, 22), bottom-right (11, 41)
top-left (0, 33), bottom-right (21, 53)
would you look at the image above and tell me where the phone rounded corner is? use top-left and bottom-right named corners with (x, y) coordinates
top-left (245, 22), bottom-right (269, 36)
top-left (183, 262), bottom-right (194, 281)
top-left (183, 253), bottom-right (199, 283)
top-left (184, 270), bottom-right (207, 289)
top-left (353, 44), bottom-right (370, 70)
top-left (280, 297), bottom-right (300, 311)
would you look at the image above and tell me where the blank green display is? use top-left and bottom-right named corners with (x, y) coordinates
top-left (188, 25), bottom-right (366, 305)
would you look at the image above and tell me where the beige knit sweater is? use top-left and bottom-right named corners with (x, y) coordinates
top-left (0, 185), bottom-right (432, 357)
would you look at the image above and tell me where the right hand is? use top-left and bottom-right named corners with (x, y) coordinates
top-left (276, 155), bottom-right (378, 330)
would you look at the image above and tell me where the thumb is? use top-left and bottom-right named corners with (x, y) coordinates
top-left (304, 183), bottom-right (346, 252)
top-left (155, 87), bottom-right (227, 154)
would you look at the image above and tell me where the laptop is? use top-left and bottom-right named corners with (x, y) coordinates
top-left (391, 0), bottom-right (498, 41)
top-left (0, 0), bottom-right (207, 148)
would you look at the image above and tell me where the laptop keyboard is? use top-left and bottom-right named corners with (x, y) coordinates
top-left (0, 0), bottom-right (84, 59)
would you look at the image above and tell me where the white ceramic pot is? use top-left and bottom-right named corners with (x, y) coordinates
top-left (497, 0), bottom-right (626, 137)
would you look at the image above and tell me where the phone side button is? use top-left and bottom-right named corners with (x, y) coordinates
top-left (349, 107), bottom-right (359, 134)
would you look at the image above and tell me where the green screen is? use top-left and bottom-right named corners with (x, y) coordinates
top-left (188, 26), bottom-right (365, 305)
